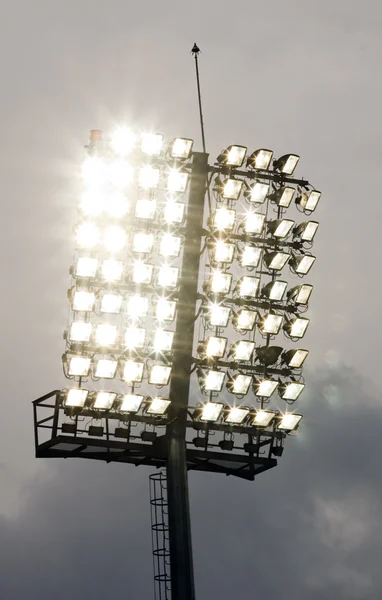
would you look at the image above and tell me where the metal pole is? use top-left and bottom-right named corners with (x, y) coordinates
top-left (166, 151), bottom-right (208, 600)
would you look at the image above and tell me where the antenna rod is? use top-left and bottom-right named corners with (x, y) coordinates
top-left (191, 43), bottom-right (206, 153)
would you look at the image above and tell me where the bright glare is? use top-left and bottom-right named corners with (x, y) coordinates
top-left (69, 322), bottom-right (92, 343)
top-left (200, 403), bottom-right (223, 422)
top-left (76, 257), bottom-right (98, 278)
top-left (256, 379), bottom-right (278, 397)
top-left (120, 394), bottom-right (144, 413)
top-left (81, 157), bottom-right (106, 188)
top-left (94, 391), bottom-right (116, 410)
top-left (204, 370), bottom-right (225, 391)
top-left (167, 170), bottom-right (189, 193)
top-left (65, 388), bottom-right (88, 408)
top-left (231, 374), bottom-right (251, 395)
top-left (251, 149), bottom-right (273, 170)
top-left (214, 241), bottom-right (234, 264)
top-left (158, 266), bottom-right (179, 289)
top-left (80, 189), bottom-right (104, 216)
top-left (205, 337), bottom-right (227, 358)
top-left (73, 291), bottom-right (95, 312)
top-left (253, 410), bottom-right (275, 427)
top-left (95, 359), bottom-right (118, 379)
top-left (278, 413), bottom-right (302, 431)
top-left (133, 233), bottom-right (154, 254)
top-left (244, 212), bottom-right (265, 234)
top-left (261, 313), bottom-right (283, 334)
top-left (235, 309), bottom-right (257, 331)
top-left (147, 397), bottom-right (171, 415)
top-left (213, 208), bottom-right (236, 231)
top-left (139, 166), bottom-right (159, 189)
top-left (106, 192), bottom-right (129, 218)
top-left (135, 198), bottom-right (156, 220)
top-left (111, 127), bottom-right (136, 156)
top-left (225, 145), bottom-right (246, 166)
top-left (124, 327), bottom-right (145, 349)
top-left (222, 179), bottom-right (243, 200)
top-left (100, 293), bottom-right (123, 314)
top-left (149, 365), bottom-right (171, 385)
top-left (171, 138), bottom-right (193, 159)
top-left (76, 222), bottom-right (100, 248)
top-left (123, 360), bottom-right (144, 382)
top-left (163, 201), bottom-right (185, 224)
top-left (156, 298), bottom-right (176, 322)
top-left (225, 407), bottom-right (249, 424)
top-left (210, 272), bottom-right (232, 294)
top-left (68, 356), bottom-right (91, 377)
top-left (103, 225), bottom-right (127, 252)
top-left (154, 330), bottom-right (174, 352)
top-left (95, 324), bottom-right (117, 347)
top-left (127, 295), bottom-right (149, 318)
top-left (209, 304), bottom-right (230, 327)
top-left (141, 133), bottom-right (163, 156)
top-left (101, 259), bottom-right (124, 282)
top-left (108, 160), bottom-right (133, 190)
top-left (240, 246), bottom-right (261, 269)
top-left (159, 234), bottom-right (181, 258)
top-left (238, 276), bottom-right (259, 298)
top-left (248, 182), bottom-right (269, 203)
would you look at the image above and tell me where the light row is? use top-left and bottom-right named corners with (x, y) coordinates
top-left (66, 323), bottom-right (174, 352)
top-left (108, 130), bottom-right (193, 160)
top-left (63, 355), bottom-right (172, 384)
top-left (196, 403), bottom-right (302, 431)
top-left (70, 291), bottom-right (177, 319)
top-left (197, 369), bottom-right (304, 400)
top-left (205, 275), bottom-right (313, 303)
top-left (73, 260), bottom-right (179, 288)
top-left (80, 196), bottom-right (186, 225)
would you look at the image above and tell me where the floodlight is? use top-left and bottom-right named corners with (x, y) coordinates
top-left (243, 212), bottom-right (266, 235)
top-left (94, 359), bottom-right (118, 379)
top-left (101, 259), bottom-right (124, 282)
top-left (65, 388), bottom-right (89, 408)
top-left (199, 336), bottom-right (227, 359)
top-left (244, 182), bottom-right (269, 204)
top-left (287, 284), bottom-right (313, 305)
top-left (93, 391), bottom-right (117, 410)
top-left (230, 340), bottom-right (255, 361)
top-left (72, 291), bottom-right (95, 312)
top-left (238, 276), bottom-right (259, 298)
top-left (167, 170), bottom-right (189, 193)
top-left (293, 221), bottom-right (319, 242)
top-left (68, 356), bottom-right (91, 377)
top-left (267, 219), bottom-right (295, 239)
top-left (100, 293), bottom-right (123, 314)
top-left (159, 234), bottom-right (181, 258)
top-left (103, 225), bottom-right (127, 252)
top-left (282, 349), bottom-right (309, 368)
top-left (239, 245), bottom-right (261, 268)
top-left (253, 378), bottom-right (278, 398)
top-left (274, 154), bottom-right (300, 175)
top-left (208, 304), bottom-right (230, 327)
top-left (278, 413), bottom-right (302, 431)
top-left (279, 381), bottom-right (305, 401)
top-left (222, 179), bottom-right (243, 200)
top-left (135, 198), bottom-right (156, 220)
top-left (105, 191), bottom-right (130, 218)
top-left (132, 262), bottom-right (153, 285)
top-left (95, 324), bottom-right (117, 347)
top-left (204, 272), bottom-right (232, 295)
top-left (233, 309), bottom-right (257, 332)
top-left (124, 327), bottom-right (146, 350)
top-left (153, 330), bottom-right (174, 353)
top-left (81, 156), bottom-right (107, 188)
top-left (259, 313), bottom-right (283, 335)
top-left (297, 190), bottom-right (321, 212)
top-left (138, 166), bottom-right (159, 189)
top-left (141, 133), bottom-right (163, 156)
top-left (149, 365), bottom-right (172, 385)
top-left (284, 317), bottom-right (309, 339)
top-left (269, 186), bottom-right (295, 208)
top-left (227, 374), bottom-right (252, 395)
top-left (68, 322), bottom-right (92, 343)
top-left (247, 149), bottom-right (273, 170)
top-left (170, 138), bottom-right (193, 160)
top-left (127, 295), bottom-right (149, 318)
top-left (147, 397), bottom-right (171, 415)
top-left (217, 145), bottom-right (247, 167)
top-left (211, 208), bottom-right (236, 232)
top-left (213, 241), bottom-right (235, 264)
top-left (163, 201), bottom-right (185, 224)
top-left (80, 189), bottom-right (104, 217)
top-left (263, 251), bottom-right (290, 271)
top-left (75, 257), bottom-right (98, 278)
top-left (155, 298), bottom-right (176, 322)
top-left (76, 222), bottom-right (100, 248)
top-left (202, 370), bottom-right (225, 392)
top-left (123, 360), bottom-right (144, 383)
top-left (111, 126), bottom-right (136, 156)
top-left (261, 280), bottom-right (287, 301)
top-left (252, 410), bottom-right (276, 427)
top-left (290, 254), bottom-right (316, 275)
top-left (255, 345), bottom-right (283, 366)
top-left (108, 160), bottom-right (133, 190)
top-left (157, 266), bottom-right (179, 289)
top-left (224, 407), bottom-right (250, 424)
top-left (133, 233), bottom-right (154, 254)
top-left (119, 393), bottom-right (144, 413)
top-left (200, 402), bottom-right (223, 422)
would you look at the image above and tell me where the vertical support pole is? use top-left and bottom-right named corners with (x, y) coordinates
top-left (166, 152), bottom-right (208, 600)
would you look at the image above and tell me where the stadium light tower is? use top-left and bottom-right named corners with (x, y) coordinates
top-left (33, 48), bottom-right (321, 600)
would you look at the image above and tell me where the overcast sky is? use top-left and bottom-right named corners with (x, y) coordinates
top-left (1, 0), bottom-right (381, 598)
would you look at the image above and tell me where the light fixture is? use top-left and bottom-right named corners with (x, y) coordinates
top-left (200, 402), bottom-right (224, 422)
top-left (278, 413), bottom-right (302, 431)
top-left (170, 138), bottom-right (193, 160)
top-left (167, 170), bottom-right (189, 193)
top-left (127, 295), bottom-right (149, 318)
top-left (268, 186), bottom-right (295, 208)
top-left (100, 293), bottom-right (123, 314)
top-left (239, 245), bottom-right (261, 268)
top-left (284, 317), bottom-right (310, 339)
top-left (147, 397), bottom-right (171, 415)
top-left (200, 336), bottom-right (227, 359)
top-left (68, 322), bottom-right (92, 343)
top-left (80, 189), bottom-right (104, 217)
top-left (135, 198), bottom-right (156, 220)
top-left (107, 160), bottom-right (132, 190)
top-left (290, 254), bottom-right (316, 275)
top-left (252, 410), bottom-right (276, 427)
top-left (93, 391), bottom-right (117, 410)
top-left (259, 313), bottom-right (283, 335)
top-left (94, 359), bottom-right (118, 379)
top-left (244, 181), bottom-right (270, 204)
top-left (153, 330), bottom-right (174, 353)
top-left (224, 406), bottom-right (250, 424)
top-left (65, 388), bottom-right (89, 408)
top-left (138, 166), bottom-right (160, 189)
top-left (227, 374), bottom-right (252, 395)
top-left (163, 201), bottom-right (185, 224)
top-left (217, 145), bottom-right (247, 167)
top-left (133, 233), bottom-right (154, 254)
top-left (261, 281), bottom-right (287, 301)
top-left (76, 222), bottom-right (100, 248)
top-left (141, 133), bottom-right (163, 156)
top-left (159, 234), bottom-right (181, 258)
top-left (287, 284), bottom-right (313, 305)
top-left (267, 219), bottom-right (295, 239)
top-left (255, 345), bottom-right (283, 366)
top-left (149, 365), bottom-right (172, 385)
top-left (208, 304), bottom-right (230, 327)
top-left (101, 259), bottom-right (124, 282)
top-left (253, 378), bottom-right (278, 398)
top-left (132, 262), bottom-right (153, 285)
top-left (111, 126), bottom-right (136, 156)
top-left (202, 370), bottom-right (225, 392)
top-left (95, 324), bottom-right (118, 347)
top-left (75, 257), bottom-right (98, 278)
top-left (155, 298), bottom-right (177, 322)
top-left (72, 291), bottom-right (95, 312)
top-left (233, 309), bottom-right (257, 332)
top-left (123, 360), bottom-right (144, 383)
top-left (237, 276), bottom-right (259, 298)
top-left (279, 381), bottom-right (305, 401)
top-left (293, 221), bottom-right (319, 242)
top-left (247, 149), bottom-right (273, 170)
top-left (103, 225), bottom-right (127, 252)
top-left (230, 340), bottom-right (255, 361)
top-left (81, 156), bottom-right (106, 188)
top-left (243, 212), bottom-right (266, 235)
top-left (274, 154), bottom-right (300, 175)
top-left (297, 190), bottom-right (321, 212)
top-left (157, 266), bottom-right (179, 289)
top-left (263, 251), bottom-right (290, 271)
top-left (282, 349), bottom-right (309, 368)
top-left (204, 272), bottom-right (232, 295)
top-left (211, 208), bottom-right (236, 232)
top-left (213, 241), bottom-right (235, 264)
top-left (68, 356), bottom-right (91, 377)
top-left (119, 393), bottom-right (144, 413)
top-left (124, 327), bottom-right (146, 350)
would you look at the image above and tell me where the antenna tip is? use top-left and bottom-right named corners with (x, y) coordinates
top-left (191, 43), bottom-right (201, 55)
